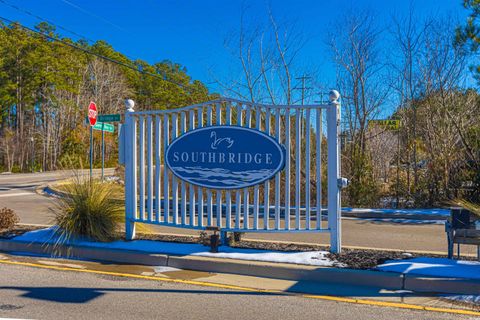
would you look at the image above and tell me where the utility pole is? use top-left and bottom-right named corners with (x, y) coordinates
top-left (293, 75), bottom-right (312, 141)
top-left (314, 91), bottom-right (330, 104)
top-left (294, 75), bottom-right (312, 105)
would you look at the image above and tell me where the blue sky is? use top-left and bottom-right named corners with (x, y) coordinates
top-left (0, 0), bottom-right (469, 96)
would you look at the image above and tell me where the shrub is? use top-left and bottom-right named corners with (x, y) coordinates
top-left (52, 174), bottom-right (123, 244)
top-left (199, 231), bottom-right (210, 246)
top-left (114, 165), bottom-right (125, 182)
top-left (344, 148), bottom-right (380, 207)
top-left (11, 165), bottom-right (22, 173)
top-left (232, 232), bottom-right (243, 243)
top-left (0, 207), bottom-right (19, 230)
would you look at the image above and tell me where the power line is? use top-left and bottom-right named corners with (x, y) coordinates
top-left (0, 0), bottom-right (141, 63)
top-left (293, 75), bottom-right (312, 105)
top-left (0, 0), bottom-right (95, 43)
top-left (0, 15), bottom-right (188, 89)
top-left (59, 0), bottom-right (128, 33)
top-left (314, 91), bottom-right (330, 104)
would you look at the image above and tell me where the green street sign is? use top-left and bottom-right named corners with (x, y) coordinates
top-left (97, 114), bottom-right (121, 122)
top-left (368, 119), bottom-right (401, 130)
top-left (93, 121), bottom-right (114, 133)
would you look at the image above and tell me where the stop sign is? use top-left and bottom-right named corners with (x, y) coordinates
top-left (88, 102), bottom-right (97, 126)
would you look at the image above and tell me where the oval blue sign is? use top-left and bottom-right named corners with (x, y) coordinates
top-left (165, 126), bottom-right (285, 189)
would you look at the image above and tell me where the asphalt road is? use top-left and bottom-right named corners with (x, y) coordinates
top-left (0, 262), bottom-right (474, 320)
top-left (0, 170), bottom-right (114, 225)
top-left (0, 170), bottom-right (477, 255)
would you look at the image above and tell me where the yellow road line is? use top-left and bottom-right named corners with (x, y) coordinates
top-left (304, 295), bottom-right (480, 316)
top-left (0, 259), bottom-right (264, 293)
top-left (1, 259), bottom-right (479, 317)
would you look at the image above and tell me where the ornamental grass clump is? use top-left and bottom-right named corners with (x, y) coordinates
top-left (53, 174), bottom-right (123, 244)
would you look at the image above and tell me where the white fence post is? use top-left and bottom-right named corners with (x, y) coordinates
top-left (124, 99), bottom-right (137, 240)
top-left (327, 90), bottom-right (341, 253)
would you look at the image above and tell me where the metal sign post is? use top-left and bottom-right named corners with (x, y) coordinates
top-left (102, 122), bottom-right (105, 181)
top-left (89, 121), bottom-right (115, 181)
top-left (87, 102), bottom-right (98, 181)
top-left (86, 108), bottom-right (117, 182)
top-left (90, 125), bottom-right (93, 179)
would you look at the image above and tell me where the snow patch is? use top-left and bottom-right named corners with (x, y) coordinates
top-left (153, 266), bottom-right (181, 273)
top-left (443, 295), bottom-right (480, 305)
top-left (13, 228), bottom-right (335, 267)
top-left (193, 251), bottom-right (334, 266)
top-left (376, 257), bottom-right (480, 280)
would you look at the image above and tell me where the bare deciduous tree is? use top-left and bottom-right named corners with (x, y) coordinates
top-left (396, 17), bottom-right (473, 204)
top-left (215, 5), bottom-right (313, 105)
top-left (328, 10), bottom-right (390, 154)
top-left (327, 9), bottom-right (391, 205)
top-left (390, 6), bottom-right (430, 198)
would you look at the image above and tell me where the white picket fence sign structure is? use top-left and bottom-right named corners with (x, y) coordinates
top-left (120, 92), bottom-right (343, 253)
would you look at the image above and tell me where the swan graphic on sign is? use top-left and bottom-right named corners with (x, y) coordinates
top-left (210, 131), bottom-right (234, 149)
top-left (165, 126), bottom-right (285, 189)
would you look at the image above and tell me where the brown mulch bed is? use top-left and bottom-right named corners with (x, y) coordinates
top-left (129, 232), bottom-right (202, 244)
top-left (4, 225), bottom-right (477, 270)
top-left (128, 232), bottom-right (457, 269)
top-left (129, 233), bottom-right (480, 269)
top-left (328, 249), bottom-right (423, 269)
top-left (228, 239), bottom-right (425, 269)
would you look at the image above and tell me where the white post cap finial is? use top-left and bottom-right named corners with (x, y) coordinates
top-left (329, 90), bottom-right (340, 103)
top-left (125, 99), bottom-right (135, 112)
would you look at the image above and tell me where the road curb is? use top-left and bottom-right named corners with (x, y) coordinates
top-left (2, 238), bottom-right (479, 294)
top-left (404, 275), bottom-right (480, 295)
top-left (0, 239), bottom-right (403, 290)
top-left (343, 211), bottom-right (447, 221)
top-left (0, 240), bottom-right (169, 266)
top-left (39, 184), bottom-right (69, 198)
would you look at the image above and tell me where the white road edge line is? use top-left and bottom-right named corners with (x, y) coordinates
top-left (0, 192), bottom-right (36, 198)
